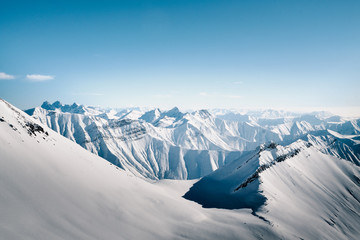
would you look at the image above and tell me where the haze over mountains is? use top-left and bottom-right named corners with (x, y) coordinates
top-left (1, 98), bottom-right (360, 239)
top-left (25, 101), bottom-right (360, 180)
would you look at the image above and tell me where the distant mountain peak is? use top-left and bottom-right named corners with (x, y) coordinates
top-left (140, 108), bottom-right (162, 123)
top-left (52, 100), bottom-right (62, 108)
top-left (41, 100), bottom-right (63, 109)
top-left (193, 109), bottom-right (211, 118)
top-left (163, 107), bottom-right (183, 118)
top-left (40, 100), bottom-right (84, 114)
top-left (41, 101), bottom-right (55, 110)
top-left (167, 106), bottom-right (180, 113)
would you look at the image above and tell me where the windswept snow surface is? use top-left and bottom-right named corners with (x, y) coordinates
top-left (184, 141), bottom-right (360, 239)
top-left (26, 101), bottom-right (360, 180)
top-left (0, 99), bottom-right (279, 240)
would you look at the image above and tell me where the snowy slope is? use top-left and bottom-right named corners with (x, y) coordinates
top-left (184, 141), bottom-right (360, 239)
top-left (1, 99), bottom-right (281, 240)
top-left (26, 101), bottom-right (360, 180)
top-left (2, 99), bottom-right (360, 239)
top-left (301, 130), bottom-right (360, 166)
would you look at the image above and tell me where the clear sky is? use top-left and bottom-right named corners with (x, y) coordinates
top-left (1, 0), bottom-right (359, 115)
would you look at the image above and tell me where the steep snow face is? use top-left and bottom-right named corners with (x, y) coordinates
top-left (184, 142), bottom-right (309, 210)
top-left (26, 101), bottom-right (360, 180)
top-left (327, 119), bottom-right (360, 135)
top-left (300, 130), bottom-right (360, 166)
top-left (184, 140), bottom-right (360, 239)
top-left (26, 108), bottom-right (246, 180)
top-left (1, 99), bottom-right (281, 240)
top-left (259, 144), bottom-right (360, 240)
top-left (139, 108), bottom-right (161, 123)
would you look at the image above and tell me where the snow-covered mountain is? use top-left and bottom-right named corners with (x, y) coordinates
top-left (184, 140), bottom-right (360, 239)
top-left (1, 98), bottom-right (284, 239)
top-left (2, 98), bottom-right (360, 239)
top-left (25, 101), bottom-right (360, 180)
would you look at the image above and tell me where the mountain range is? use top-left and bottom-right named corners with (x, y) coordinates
top-left (1, 98), bottom-right (360, 239)
top-left (25, 101), bottom-right (360, 180)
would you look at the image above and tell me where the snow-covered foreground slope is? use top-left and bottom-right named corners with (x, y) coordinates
top-left (0, 99), bottom-right (280, 239)
top-left (184, 141), bottom-right (360, 239)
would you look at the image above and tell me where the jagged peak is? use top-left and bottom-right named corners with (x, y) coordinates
top-left (257, 141), bottom-right (278, 152)
top-left (145, 108), bottom-right (161, 115)
top-left (192, 109), bottom-right (212, 118)
top-left (71, 102), bottom-right (80, 108)
top-left (140, 108), bottom-right (162, 123)
top-left (40, 100), bottom-right (85, 114)
top-left (41, 101), bottom-right (55, 110)
top-left (167, 106), bottom-right (180, 113)
top-left (163, 107), bottom-right (183, 118)
top-left (41, 100), bottom-right (63, 110)
top-left (52, 100), bottom-right (62, 108)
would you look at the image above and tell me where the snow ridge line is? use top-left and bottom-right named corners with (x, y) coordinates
top-left (234, 142), bottom-right (313, 191)
top-left (236, 142), bottom-right (278, 170)
top-left (0, 99), bottom-right (50, 138)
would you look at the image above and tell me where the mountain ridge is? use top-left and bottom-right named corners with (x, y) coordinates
top-left (25, 101), bottom-right (360, 180)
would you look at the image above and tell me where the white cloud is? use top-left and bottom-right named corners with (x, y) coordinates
top-left (0, 72), bottom-right (15, 80)
top-left (199, 92), bottom-right (209, 97)
top-left (26, 74), bottom-right (54, 81)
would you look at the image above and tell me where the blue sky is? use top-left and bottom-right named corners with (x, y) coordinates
top-left (0, 0), bottom-right (359, 115)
